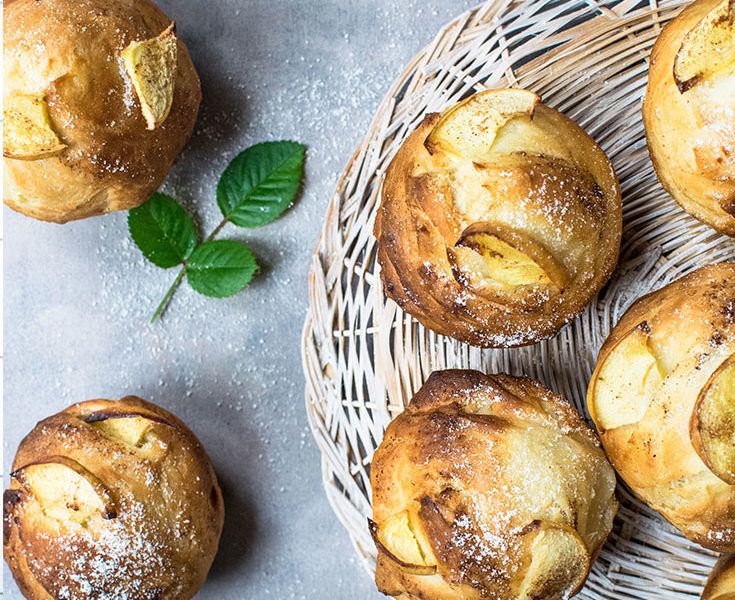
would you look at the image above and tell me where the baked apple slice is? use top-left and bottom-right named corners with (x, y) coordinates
top-left (122, 22), bottom-right (178, 129)
top-left (425, 89), bottom-right (540, 160)
top-left (517, 520), bottom-right (590, 600)
top-left (692, 355), bottom-right (735, 484)
top-left (673, 0), bottom-right (735, 93)
top-left (3, 94), bottom-right (66, 160)
top-left (588, 322), bottom-right (664, 432)
top-left (11, 456), bottom-right (116, 522)
top-left (369, 511), bottom-right (437, 575)
top-left (84, 408), bottom-right (171, 447)
top-left (447, 222), bottom-right (567, 293)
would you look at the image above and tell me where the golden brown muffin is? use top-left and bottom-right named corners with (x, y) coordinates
top-left (642, 0), bottom-right (735, 237)
top-left (370, 369), bottom-right (618, 600)
top-left (375, 89), bottom-right (622, 348)
top-left (702, 555), bottom-right (735, 600)
top-left (3, 396), bottom-right (224, 600)
top-left (3, 0), bottom-right (201, 223)
top-left (587, 262), bottom-right (735, 551)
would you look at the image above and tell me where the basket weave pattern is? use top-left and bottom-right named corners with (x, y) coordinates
top-left (302, 1), bottom-right (735, 597)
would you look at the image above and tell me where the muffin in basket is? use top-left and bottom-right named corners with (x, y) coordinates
top-left (4, 396), bottom-right (224, 600)
top-left (370, 369), bottom-right (618, 600)
top-left (4, 0), bottom-right (201, 223)
top-left (588, 262), bottom-right (735, 551)
top-left (375, 88), bottom-right (621, 348)
top-left (643, 0), bottom-right (735, 237)
top-left (701, 554), bottom-right (735, 600)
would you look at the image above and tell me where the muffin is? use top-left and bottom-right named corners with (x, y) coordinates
top-left (375, 88), bottom-right (622, 347)
top-left (3, 396), bottom-right (224, 600)
top-left (3, 0), bottom-right (201, 223)
top-left (643, 0), bottom-right (735, 236)
top-left (702, 555), bottom-right (735, 600)
top-left (587, 262), bottom-right (735, 551)
top-left (370, 369), bottom-right (618, 600)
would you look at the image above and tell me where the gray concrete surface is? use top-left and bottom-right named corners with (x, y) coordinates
top-left (3, 1), bottom-right (478, 598)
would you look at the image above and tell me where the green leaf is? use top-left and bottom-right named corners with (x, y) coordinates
top-left (216, 141), bottom-right (305, 228)
top-left (186, 240), bottom-right (257, 298)
top-left (128, 193), bottom-right (197, 268)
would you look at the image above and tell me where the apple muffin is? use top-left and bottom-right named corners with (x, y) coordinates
top-left (375, 89), bottom-right (622, 347)
top-left (370, 369), bottom-right (618, 600)
top-left (3, 0), bottom-right (201, 223)
top-left (643, 0), bottom-right (735, 237)
top-left (3, 396), bottom-right (224, 600)
top-left (587, 262), bottom-right (735, 551)
top-left (702, 554), bottom-right (735, 600)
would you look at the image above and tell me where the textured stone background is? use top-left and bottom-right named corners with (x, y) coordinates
top-left (3, 1), bottom-right (477, 598)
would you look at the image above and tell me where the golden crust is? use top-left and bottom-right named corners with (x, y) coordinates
top-left (3, 396), bottom-right (224, 600)
top-left (587, 263), bottom-right (735, 551)
top-left (643, 0), bottom-right (735, 237)
top-left (702, 555), bottom-right (735, 600)
top-left (3, 0), bottom-right (201, 223)
top-left (371, 369), bottom-right (618, 600)
top-left (375, 92), bottom-right (622, 347)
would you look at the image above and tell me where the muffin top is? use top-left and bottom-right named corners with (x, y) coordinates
top-left (3, 0), bottom-right (201, 222)
top-left (588, 262), bottom-right (735, 550)
top-left (371, 369), bottom-right (617, 600)
top-left (4, 396), bottom-right (224, 600)
top-left (375, 89), bottom-right (621, 347)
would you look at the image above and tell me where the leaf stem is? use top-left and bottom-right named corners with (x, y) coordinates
top-left (149, 218), bottom-right (233, 323)
top-left (150, 218), bottom-right (231, 323)
top-left (204, 217), bottom-right (229, 243)
top-left (151, 266), bottom-right (187, 323)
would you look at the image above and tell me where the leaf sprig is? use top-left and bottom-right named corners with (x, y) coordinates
top-left (128, 141), bottom-right (306, 322)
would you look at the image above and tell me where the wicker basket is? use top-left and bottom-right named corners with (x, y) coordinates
top-left (301, 0), bottom-right (735, 597)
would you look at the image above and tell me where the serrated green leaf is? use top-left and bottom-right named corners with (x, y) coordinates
top-left (216, 141), bottom-right (305, 228)
top-left (128, 193), bottom-right (197, 268)
top-left (186, 240), bottom-right (257, 298)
